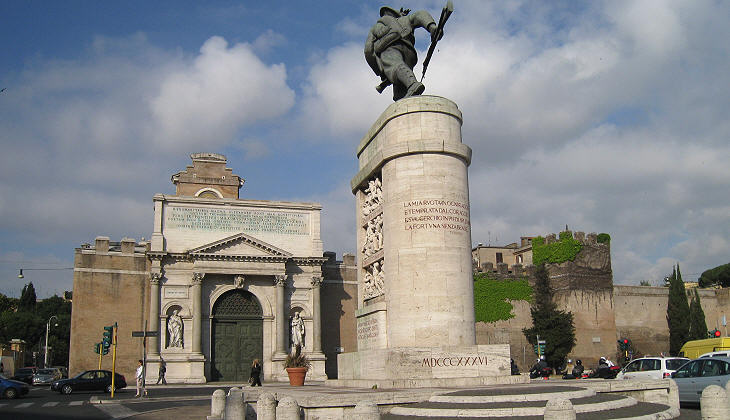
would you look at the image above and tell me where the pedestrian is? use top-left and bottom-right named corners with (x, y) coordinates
top-left (135, 359), bottom-right (147, 397)
top-left (249, 359), bottom-right (262, 387)
top-left (157, 358), bottom-right (167, 385)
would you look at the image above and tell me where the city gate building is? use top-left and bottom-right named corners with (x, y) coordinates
top-left (69, 153), bottom-right (357, 383)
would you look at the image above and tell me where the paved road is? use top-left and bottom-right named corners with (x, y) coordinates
top-left (0, 385), bottom-right (217, 420)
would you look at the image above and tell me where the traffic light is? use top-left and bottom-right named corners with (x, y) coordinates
top-left (709, 329), bottom-right (722, 338)
top-left (102, 325), bottom-right (115, 355)
top-left (618, 338), bottom-right (631, 351)
top-left (94, 342), bottom-right (101, 354)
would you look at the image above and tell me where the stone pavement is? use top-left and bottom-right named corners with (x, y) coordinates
top-left (101, 380), bottom-right (687, 419)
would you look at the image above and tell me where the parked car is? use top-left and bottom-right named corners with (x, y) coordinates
top-left (616, 356), bottom-right (689, 380)
top-left (33, 368), bottom-right (63, 386)
top-left (671, 357), bottom-right (730, 404)
top-left (52, 366), bottom-right (69, 378)
top-left (51, 370), bottom-right (126, 394)
top-left (11, 367), bottom-right (37, 385)
top-left (0, 374), bottom-right (30, 399)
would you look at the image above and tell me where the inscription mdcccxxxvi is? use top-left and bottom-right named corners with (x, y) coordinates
top-left (165, 206), bottom-right (309, 235)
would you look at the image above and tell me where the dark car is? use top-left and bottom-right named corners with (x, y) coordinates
top-left (11, 367), bottom-right (36, 385)
top-left (51, 370), bottom-right (126, 394)
top-left (0, 374), bottom-right (30, 399)
top-left (33, 368), bottom-right (63, 386)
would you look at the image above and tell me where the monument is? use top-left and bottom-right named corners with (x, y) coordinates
top-left (334, 4), bottom-right (524, 388)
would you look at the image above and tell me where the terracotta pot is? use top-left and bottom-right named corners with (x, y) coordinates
top-left (285, 367), bottom-right (308, 386)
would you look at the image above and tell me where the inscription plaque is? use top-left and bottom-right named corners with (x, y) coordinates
top-left (164, 287), bottom-right (189, 299)
top-left (165, 206), bottom-right (309, 235)
top-left (402, 199), bottom-right (470, 232)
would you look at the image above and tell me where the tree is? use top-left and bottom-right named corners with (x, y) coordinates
top-left (666, 264), bottom-right (690, 355)
top-left (698, 262), bottom-right (730, 288)
top-left (688, 289), bottom-right (708, 341)
top-left (639, 280), bottom-right (651, 286)
top-left (0, 293), bottom-right (18, 312)
top-left (18, 282), bottom-right (37, 312)
top-left (522, 264), bottom-right (576, 371)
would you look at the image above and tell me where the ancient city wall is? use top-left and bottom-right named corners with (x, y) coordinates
top-left (69, 237), bottom-right (150, 381)
top-left (615, 285), bottom-right (730, 356)
top-left (321, 252), bottom-right (358, 379)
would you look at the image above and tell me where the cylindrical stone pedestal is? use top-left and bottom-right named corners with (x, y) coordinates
top-left (353, 96), bottom-right (475, 348)
top-left (337, 96), bottom-right (520, 388)
top-left (210, 389), bottom-right (225, 419)
top-left (256, 392), bottom-right (277, 420)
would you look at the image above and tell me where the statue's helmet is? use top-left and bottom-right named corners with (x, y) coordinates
top-left (380, 6), bottom-right (409, 17)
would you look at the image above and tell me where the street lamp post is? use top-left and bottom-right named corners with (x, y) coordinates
top-left (45, 315), bottom-right (58, 368)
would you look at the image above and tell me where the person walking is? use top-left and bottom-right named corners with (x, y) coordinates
top-left (249, 359), bottom-right (262, 387)
top-left (135, 360), bottom-right (147, 397)
top-left (156, 358), bottom-right (167, 385)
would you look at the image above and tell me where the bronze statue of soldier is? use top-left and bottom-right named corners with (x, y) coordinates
top-left (365, 6), bottom-right (443, 101)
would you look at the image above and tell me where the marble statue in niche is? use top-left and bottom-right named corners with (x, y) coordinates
top-left (167, 309), bottom-right (183, 348)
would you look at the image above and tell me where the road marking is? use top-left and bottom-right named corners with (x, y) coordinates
top-left (69, 400), bottom-right (85, 406)
top-left (94, 403), bottom-right (139, 419)
top-left (15, 402), bottom-right (33, 408)
top-left (43, 401), bottom-right (60, 407)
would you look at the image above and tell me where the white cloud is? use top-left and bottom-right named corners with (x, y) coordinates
top-left (298, 0), bottom-right (730, 285)
top-left (150, 36), bottom-right (295, 149)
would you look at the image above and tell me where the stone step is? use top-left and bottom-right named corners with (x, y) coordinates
top-left (430, 385), bottom-right (595, 403)
top-left (383, 401), bottom-right (678, 419)
top-left (388, 393), bottom-right (636, 417)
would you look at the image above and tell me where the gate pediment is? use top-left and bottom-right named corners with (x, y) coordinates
top-left (188, 232), bottom-right (292, 259)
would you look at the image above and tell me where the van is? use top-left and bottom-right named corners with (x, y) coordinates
top-left (679, 337), bottom-right (730, 359)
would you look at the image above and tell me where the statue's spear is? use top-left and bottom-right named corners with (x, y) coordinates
top-left (421, 0), bottom-right (454, 82)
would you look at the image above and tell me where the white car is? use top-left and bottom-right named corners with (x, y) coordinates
top-left (699, 351), bottom-right (730, 358)
top-left (672, 357), bottom-right (730, 403)
top-left (616, 356), bottom-right (689, 380)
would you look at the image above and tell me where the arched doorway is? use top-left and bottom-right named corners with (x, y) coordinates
top-left (211, 290), bottom-right (263, 382)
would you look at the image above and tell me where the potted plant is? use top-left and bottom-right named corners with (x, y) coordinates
top-left (284, 345), bottom-right (311, 386)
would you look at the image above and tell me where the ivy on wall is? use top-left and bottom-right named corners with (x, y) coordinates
top-left (532, 232), bottom-right (583, 265)
top-left (597, 233), bottom-right (611, 244)
top-left (474, 273), bottom-right (533, 323)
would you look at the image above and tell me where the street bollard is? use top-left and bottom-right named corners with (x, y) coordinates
top-left (543, 398), bottom-right (576, 420)
top-left (256, 392), bottom-right (276, 420)
top-left (701, 385), bottom-right (730, 420)
top-left (275, 396), bottom-right (300, 420)
top-left (208, 389), bottom-right (225, 420)
top-left (347, 400), bottom-right (380, 420)
top-left (224, 387), bottom-right (245, 420)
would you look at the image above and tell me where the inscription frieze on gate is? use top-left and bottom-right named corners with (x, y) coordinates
top-left (165, 206), bottom-right (309, 235)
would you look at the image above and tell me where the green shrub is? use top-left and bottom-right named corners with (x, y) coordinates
top-left (474, 273), bottom-right (533, 323)
top-left (597, 233), bottom-right (611, 244)
top-left (532, 234), bottom-right (583, 265)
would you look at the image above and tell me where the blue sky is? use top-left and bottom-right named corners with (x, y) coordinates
top-left (1, 0), bottom-right (729, 297)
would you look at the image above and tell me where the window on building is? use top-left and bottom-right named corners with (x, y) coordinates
top-left (496, 253), bottom-right (503, 264)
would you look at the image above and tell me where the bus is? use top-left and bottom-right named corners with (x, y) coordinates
top-left (679, 337), bottom-right (730, 359)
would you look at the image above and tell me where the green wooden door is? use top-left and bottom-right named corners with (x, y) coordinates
top-left (211, 290), bottom-right (263, 382)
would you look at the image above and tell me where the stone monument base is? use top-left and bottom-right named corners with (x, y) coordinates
top-left (330, 344), bottom-right (527, 388)
top-left (146, 353), bottom-right (206, 384)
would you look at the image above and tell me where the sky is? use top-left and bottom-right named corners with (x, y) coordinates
top-left (1, 0), bottom-right (729, 298)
